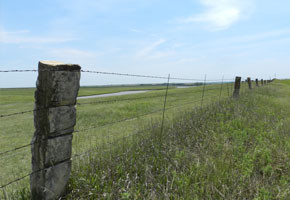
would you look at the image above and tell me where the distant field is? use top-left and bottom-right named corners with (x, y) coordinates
top-left (0, 83), bottom-right (233, 198)
top-left (277, 79), bottom-right (290, 86)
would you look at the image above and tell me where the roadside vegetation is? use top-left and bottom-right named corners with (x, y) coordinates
top-left (1, 81), bottom-right (290, 199)
top-left (64, 80), bottom-right (290, 199)
top-left (0, 83), bottom-right (225, 199)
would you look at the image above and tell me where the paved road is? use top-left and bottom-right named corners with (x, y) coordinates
top-left (77, 86), bottom-right (197, 100)
top-left (77, 90), bottom-right (148, 99)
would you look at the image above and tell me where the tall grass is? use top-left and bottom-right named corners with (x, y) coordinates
top-left (0, 84), bottom-right (224, 199)
top-left (1, 81), bottom-right (290, 199)
top-left (66, 83), bottom-right (290, 199)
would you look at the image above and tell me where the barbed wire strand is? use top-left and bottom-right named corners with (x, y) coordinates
top-left (75, 95), bottom-right (218, 134)
top-left (81, 70), bottom-right (234, 81)
top-left (0, 69), bottom-right (233, 82)
top-left (0, 144), bottom-right (32, 157)
top-left (77, 91), bottom-right (198, 106)
top-left (0, 92), bottom-right (224, 190)
top-left (0, 110), bottom-right (35, 118)
top-left (1, 87), bottom-right (227, 118)
top-left (0, 93), bottom-right (220, 157)
top-left (0, 75), bottom-right (262, 190)
top-left (76, 87), bottom-right (221, 106)
top-left (0, 127), bottom-right (151, 189)
top-left (0, 147), bottom-right (30, 160)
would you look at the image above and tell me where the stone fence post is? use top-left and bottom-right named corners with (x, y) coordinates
top-left (247, 77), bottom-right (252, 89)
top-left (233, 76), bottom-right (241, 99)
top-left (255, 79), bottom-right (259, 87)
top-left (261, 79), bottom-right (264, 86)
top-left (30, 61), bottom-right (81, 200)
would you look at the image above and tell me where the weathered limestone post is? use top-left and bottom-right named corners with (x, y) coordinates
top-left (247, 77), bottom-right (252, 89)
top-left (233, 76), bottom-right (241, 99)
top-left (255, 79), bottom-right (259, 87)
top-left (31, 61), bottom-right (81, 200)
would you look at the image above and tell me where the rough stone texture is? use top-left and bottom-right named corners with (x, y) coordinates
top-left (35, 61), bottom-right (81, 107)
top-left (45, 135), bottom-right (72, 166)
top-left (247, 77), bottom-right (252, 89)
top-left (48, 106), bottom-right (76, 136)
top-left (44, 161), bottom-right (71, 200)
top-left (33, 106), bottom-right (76, 138)
top-left (233, 76), bottom-right (241, 99)
top-left (255, 79), bottom-right (259, 87)
top-left (31, 61), bottom-right (80, 200)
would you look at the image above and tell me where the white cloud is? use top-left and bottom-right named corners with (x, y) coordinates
top-left (0, 29), bottom-right (76, 44)
top-left (130, 29), bottom-right (141, 33)
top-left (136, 39), bottom-right (166, 57)
top-left (183, 0), bottom-right (253, 30)
top-left (187, 28), bottom-right (290, 51)
top-left (45, 48), bottom-right (106, 69)
top-left (50, 48), bottom-right (95, 58)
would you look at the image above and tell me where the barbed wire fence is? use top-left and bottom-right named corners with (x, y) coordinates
top-left (0, 67), bottom-right (272, 199)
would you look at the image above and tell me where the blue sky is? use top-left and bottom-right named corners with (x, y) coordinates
top-left (1, 0), bottom-right (290, 87)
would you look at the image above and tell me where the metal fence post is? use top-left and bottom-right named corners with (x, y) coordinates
top-left (201, 75), bottom-right (207, 107)
top-left (233, 76), bottom-right (241, 99)
top-left (30, 61), bottom-right (81, 200)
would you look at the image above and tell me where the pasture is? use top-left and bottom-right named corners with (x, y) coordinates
top-left (0, 82), bottom-right (232, 198)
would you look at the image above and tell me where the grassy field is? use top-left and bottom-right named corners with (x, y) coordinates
top-left (0, 82), bottom-right (233, 199)
top-left (64, 80), bottom-right (289, 199)
top-left (1, 81), bottom-right (288, 199)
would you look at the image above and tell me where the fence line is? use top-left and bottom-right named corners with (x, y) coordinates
top-left (160, 74), bottom-right (170, 135)
top-left (0, 144), bottom-right (32, 157)
top-left (201, 75), bottom-right (207, 107)
top-left (0, 125), bottom-right (152, 190)
top-left (0, 64), bottom-right (273, 199)
top-left (219, 76), bottom-right (224, 101)
top-left (0, 110), bottom-right (34, 118)
top-left (0, 86), bottom-right (227, 119)
top-left (0, 68), bottom-right (234, 82)
top-left (0, 93), bottom-right (220, 160)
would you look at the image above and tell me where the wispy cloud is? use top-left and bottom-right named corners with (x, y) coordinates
top-left (49, 48), bottom-right (96, 58)
top-left (182, 0), bottom-right (253, 31)
top-left (130, 28), bottom-right (142, 33)
top-left (0, 29), bottom-right (76, 44)
top-left (47, 48), bottom-right (104, 67)
top-left (187, 28), bottom-right (290, 51)
top-left (136, 39), bottom-right (166, 57)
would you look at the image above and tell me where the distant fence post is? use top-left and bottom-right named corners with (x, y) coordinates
top-left (255, 79), bottom-right (259, 87)
top-left (31, 61), bottom-right (81, 200)
top-left (261, 79), bottom-right (264, 86)
top-left (247, 77), bottom-right (252, 89)
top-left (233, 76), bottom-right (241, 99)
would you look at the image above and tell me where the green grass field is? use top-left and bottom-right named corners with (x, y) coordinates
top-left (65, 80), bottom-right (289, 199)
top-left (0, 82), bottom-right (233, 199)
top-left (2, 80), bottom-right (289, 199)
